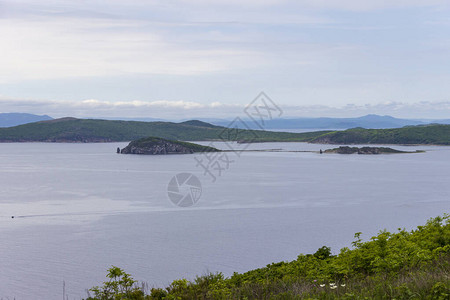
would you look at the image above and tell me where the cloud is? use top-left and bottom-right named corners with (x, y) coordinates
top-left (0, 97), bottom-right (244, 118)
top-left (1, 97), bottom-right (449, 119)
top-left (1, 0), bottom-right (449, 109)
top-left (78, 99), bottom-right (206, 110)
top-left (0, 14), bottom-right (272, 83)
top-left (0, 0), bottom-right (337, 84)
top-left (291, 0), bottom-right (448, 11)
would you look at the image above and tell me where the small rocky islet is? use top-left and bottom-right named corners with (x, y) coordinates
top-left (119, 137), bottom-right (219, 155)
top-left (323, 146), bottom-right (423, 154)
top-left (119, 138), bottom-right (423, 155)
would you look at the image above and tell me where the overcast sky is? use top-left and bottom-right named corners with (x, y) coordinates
top-left (1, 0), bottom-right (449, 119)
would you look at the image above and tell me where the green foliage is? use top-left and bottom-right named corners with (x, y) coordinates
top-left (314, 246), bottom-right (332, 260)
top-left (429, 282), bottom-right (450, 299)
top-left (86, 266), bottom-right (148, 300)
top-left (87, 215), bottom-right (450, 299)
top-left (312, 124), bottom-right (450, 145)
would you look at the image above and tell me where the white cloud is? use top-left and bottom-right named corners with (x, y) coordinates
top-left (0, 0), bottom-right (343, 84)
top-left (292, 0), bottom-right (448, 11)
top-left (0, 0), bottom-right (363, 84)
top-left (0, 97), bottom-right (243, 118)
top-left (1, 0), bottom-right (449, 109)
top-left (0, 14), bottom-right (271, 83)
top-left (111, 0), bottom-right (449, 12)
top-left (1, 97), bottom-right (449, 119)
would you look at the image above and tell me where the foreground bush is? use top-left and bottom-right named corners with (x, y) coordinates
top-left (86, 214), bottom-right (450, 299)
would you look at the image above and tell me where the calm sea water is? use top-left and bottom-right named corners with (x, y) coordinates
top-left (0, 142), bottom-right (448, 299)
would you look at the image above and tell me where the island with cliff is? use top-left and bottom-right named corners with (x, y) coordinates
top-left (119, 137), bottom-right (220, 155)
top-left (323, 146), bottom-right (423, 154)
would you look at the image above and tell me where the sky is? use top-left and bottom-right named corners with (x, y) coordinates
top-left (0, 0), bottom-right (450, 119)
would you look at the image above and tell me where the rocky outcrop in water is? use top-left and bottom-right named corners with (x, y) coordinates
top-left (120, 137), bottom-right (219, 155)
top-left (324, 146), bottom-right (418, 154)
top-left (122, 141), bottom-right (193, 154)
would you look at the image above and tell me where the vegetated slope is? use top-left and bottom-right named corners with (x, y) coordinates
top-left (120, 137), bottom-right (219, 154)
top-left (86, 214), bottom-right (450, 299)
top-left (178, 120), bottom-right (221, 128)
top-left (1, 118), bottom-right (449, 145)
top-left (310, 124), bottom-right (450, 145)
top-left (0, 118), bottom-right (326, 142)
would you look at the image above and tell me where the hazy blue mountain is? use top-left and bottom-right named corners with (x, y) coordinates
top-left (420, 119), bottom-right (450, 125)
top-left (0, 113), bottom-right (53, 127)
top-left (100, 115), bottom-right (449, 129)
top-left (208, 114), bottom-right (427, 129)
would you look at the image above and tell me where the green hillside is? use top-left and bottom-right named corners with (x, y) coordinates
top-left (0, 118), bottom-right (448, 145)
top-left (311, 124), bottom-right (450, 145)
top-left (0, 118), bottom-right (326, 142)
top-left (86, 214), bottom-right (450, 299)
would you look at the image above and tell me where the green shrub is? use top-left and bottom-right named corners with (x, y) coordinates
top-left (86, 266), bottom-right (148, 300)
top-left (86, 214), bottom-right (450, 299)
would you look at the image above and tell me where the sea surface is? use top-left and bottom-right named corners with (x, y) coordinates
top-left (0, 142), bottom-right (448, 299)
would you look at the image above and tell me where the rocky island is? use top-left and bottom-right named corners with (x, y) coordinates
top-left (120, 137), bottom-right (220, 155)
top-left (324, 146), bottom-right (422, 154)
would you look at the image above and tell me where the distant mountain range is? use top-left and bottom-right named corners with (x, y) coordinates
top-left (1, 113), bottom-right (450, 130)
top-left (0, 113), bottom-right (53, 127)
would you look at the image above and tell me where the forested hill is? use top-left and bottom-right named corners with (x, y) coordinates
top-left (0, 118), bottom-right (323, 142)
top-left (0, 118), bottom-right (448, 145)
top-left (309, 124), bottom-right (450, 145)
